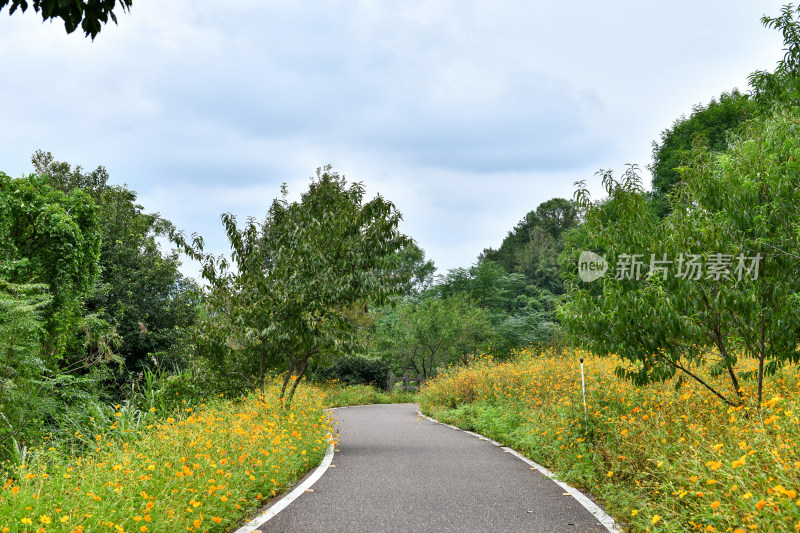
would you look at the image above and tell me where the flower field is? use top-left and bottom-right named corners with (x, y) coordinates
top-left (0, 383), bottom-right (331, 533)
top-left (420, 348), bottom-right (800, 532)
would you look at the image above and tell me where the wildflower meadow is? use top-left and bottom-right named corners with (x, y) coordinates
top-left (420, 347), bottom-right (800, 532)
top-left (0, 382), bottom-right (331, 533)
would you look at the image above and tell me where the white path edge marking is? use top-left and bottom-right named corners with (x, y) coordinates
top-left (418, 411), bottom-right (621, 533)
top-left (232, 408), bottom-right (344, 533)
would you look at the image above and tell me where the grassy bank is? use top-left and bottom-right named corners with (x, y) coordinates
top-left (420, 348), bottom-right (800, 532)
top-left (0, 382), bottom-right (333, 533)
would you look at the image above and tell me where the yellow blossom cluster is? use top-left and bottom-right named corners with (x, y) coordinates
top-left (0, 383), bottom-right (331, 532)
top-left (421, 347), bottom-right (800, 531)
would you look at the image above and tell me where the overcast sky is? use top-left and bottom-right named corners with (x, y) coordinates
top-left (0, 1), bottom-right (789, 279)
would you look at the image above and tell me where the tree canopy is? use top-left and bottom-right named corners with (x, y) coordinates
top-left (648, 90), bottom-right (754, 216)
top-left (1, 0), bottom-right (131, 38)
top-left (196, 167), bottom-right (412, 403)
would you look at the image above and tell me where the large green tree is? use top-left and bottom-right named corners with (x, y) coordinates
top-left (0, 0), bottom-right (131, 38)
top-left (0, 171), bottom-right (117, 459)
top-left (562, 110), bottom-right (800, 408)
top-left (483, 198), bottom-right (579, 294)
top-left (32, 151), bottom-right (199, 378)
top-left (0, 171), bottom-right (102, 358)
top-left (197, 167), bottom-right (411, 404)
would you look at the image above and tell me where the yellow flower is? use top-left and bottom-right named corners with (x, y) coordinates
top-left (39, 515), bottom-right (51, 525)
top-left (630, 509), bottom-right (638, 517)
top-left (652, 515), bottom-right (661, 524)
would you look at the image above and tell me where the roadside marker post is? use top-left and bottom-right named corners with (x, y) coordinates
top-left (580, 358), bottom-right (588, 423)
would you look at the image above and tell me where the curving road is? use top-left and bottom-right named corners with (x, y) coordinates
top-left (261, 403), bottom-right (615, 533)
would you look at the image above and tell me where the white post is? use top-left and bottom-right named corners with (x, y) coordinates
top-left (580, 358), bottom-right (588, 422)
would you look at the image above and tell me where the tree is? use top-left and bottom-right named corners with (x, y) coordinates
top-left (434, 260), bottom-right (556, 350)
top-left (387, 242), bottom-right (436, 295)
top-left (375, 294), bottom-right (494, 377)
top-left (0, 0), bottom-right (132, 39)
top-left (562, 110), bottom-right (800, 408)
top-left (0, 171), bottom-right (102, 359)
top-left (560, 4), bottom-right (800, 409)
top-left (649, 90), bottom-right (754, 217)
top-left (32, 151), bottom-right (199, 378)
top-left (0, 280), bottom-right (50, 456)
top-left (198, 167), bottom-right (411, 404)
top-left (482, 198), bottom-right (578, 295)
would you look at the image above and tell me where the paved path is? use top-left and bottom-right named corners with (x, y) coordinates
top-left (264, 404), bottom-right (612, 532)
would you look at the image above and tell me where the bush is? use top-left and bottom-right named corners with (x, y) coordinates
top-left (316, 354), bottom-right (391, 388)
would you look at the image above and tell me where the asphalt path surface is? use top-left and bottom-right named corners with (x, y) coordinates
top-left (263, 404), bottom-right (611, 532)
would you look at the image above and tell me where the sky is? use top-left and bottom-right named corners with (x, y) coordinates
top-left (0, 1), bottom-right (789, 280)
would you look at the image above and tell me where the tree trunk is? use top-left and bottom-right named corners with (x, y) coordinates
top-left (714, 329), bottom-right (742, 405)
top-left (282, 346), bottom-right (319, 407)
top-left (280, 359), bottom-right (296, 401)
top-left (286, 356), bottom-right (311, 406)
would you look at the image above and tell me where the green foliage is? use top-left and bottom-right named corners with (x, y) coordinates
top-left (33, 151), bottom-right (200, 380)
top-left (386, 242), bottom-right (436, 295)
top-left (0, 0), bottom-right (132, 39)
top-left (314, 353), bottom-right (391, 388)
top-left (317, 382), bottom-right (415, 407)
top-left (562, 111), bottom-right (800, 407)
top-left (435, 260), bottom-right (557, 350)
top-left (374, 293), bottom-right (494, 377)
top-left (483, 197), bottom-right (579, 295)
top-left (649, 90), bottom-right (754, 216)
top-left (0, 281), bottom-right (50, 456)
top-left (196, 166), bottom-right (412, 404)
top-left (749, 4), bottom-right (800, 110)
top-left (0, 171), bottom-right (102, 358)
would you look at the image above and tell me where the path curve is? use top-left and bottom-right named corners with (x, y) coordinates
top-left (256, 404), bottom-right (618, 532)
